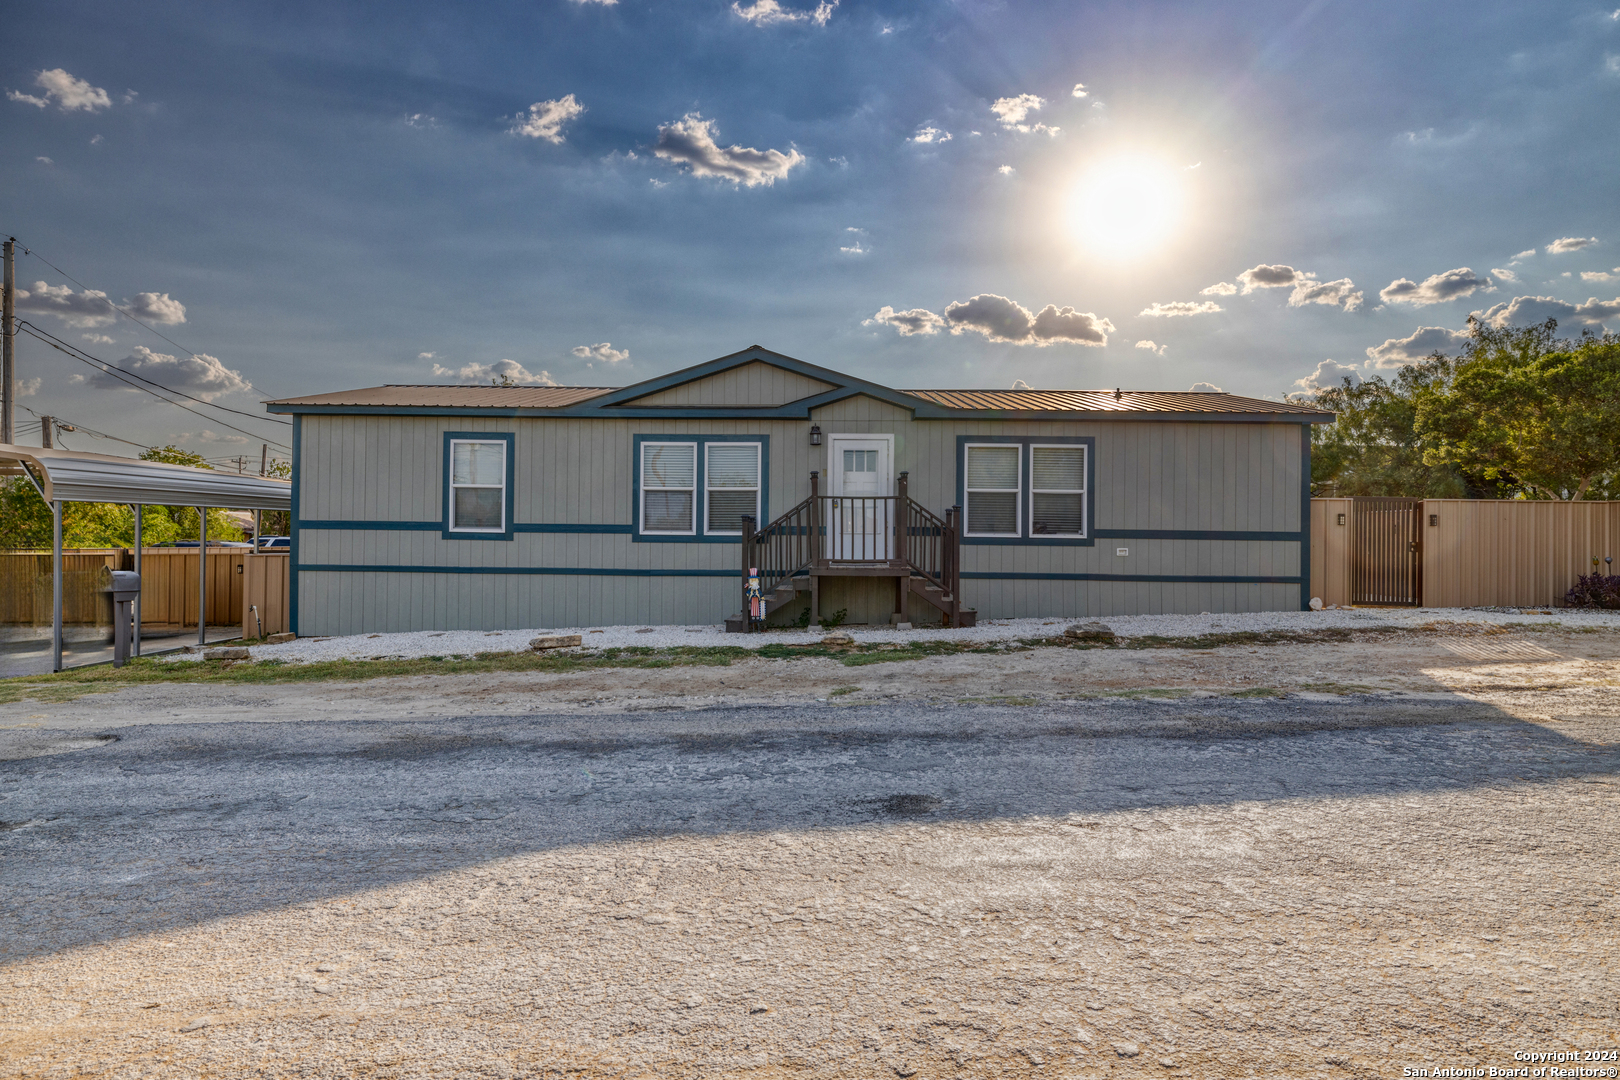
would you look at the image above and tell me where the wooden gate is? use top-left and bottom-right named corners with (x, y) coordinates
top-left (1352, 498), bottom-right (1423, 605)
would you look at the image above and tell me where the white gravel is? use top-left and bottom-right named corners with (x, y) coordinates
top-left (162, 606), bottom-right (1620, 664)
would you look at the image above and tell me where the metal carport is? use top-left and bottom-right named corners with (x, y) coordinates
top-left (0, 443), bottom-right (292, 671)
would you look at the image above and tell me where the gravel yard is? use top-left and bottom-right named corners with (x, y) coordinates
top-left (166, 607), bottom-right (1620, 664)
top-left (4, 626), bottom-right (1619, 1078)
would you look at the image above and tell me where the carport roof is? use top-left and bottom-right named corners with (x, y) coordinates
top-left (0, 443), bottom-right (292, 510)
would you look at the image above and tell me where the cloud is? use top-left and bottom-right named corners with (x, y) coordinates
top-left (1510, 249), bottom-right (1536, 262)
top-left (1546, 236), bottom-right (1598, 254)
top-left (570, 342), bottom-right (628, 363)
top-left (571, 0), bottom-right (618, 5)
top-left (1200, 281), bottom-right (1238, 296)
top-left (17, 280), bottom-right (186, 328)
top-left (1029, 304), bottom-right (1113, 345)
top-left (1139, 301), bottom-right (1222, 317)
top-left (840, 240), bottom-right (868, 254)
top-left (989, 94), bottom-right (1057, 134)
top-left (1010, 379), bottom-right (1034, 390)
top-left (652, 113), bottom-right (804, 186)
top-left (199, 430), bottom-right (250, 445)
top-left (126, 292), bottom-right (187, 324)
top-left (1364, 326), bottom-right (1469, 366)
top-left (866, 306), bottom-right (945, 336)
top-left (1581, 269), bottom-right (1620, 283)
top-left (909, 126), bottom-right (951, 144)
top-left (1378, 267), bottom-right (1489, 306)
top-left (1491, 267), bottom-right (1518, 283)
top-left (1290, 278), bottom-right (1363, 312)
top-left (1475, 295), bottom-right (1620, 328)
top-left (1135, 340), bottom-right (1166, 355)
top-left (75, 346), bottom-right (251, 400)
top-left (1071, 83), bottom-right (1088, 98)
top-left (15, 281), bottom-right (116, 327)
top-left (510, 94), bottom-right (584, 143)
top-left (1188, 382), bottom-right (1222, 393)
top-left (405, 113), bottom-right (437, 129)
top-left (432, 359), bottom-right (558, 385)
top-left (418, 351), bottom-right (436, 360)
top-left (81, 333), bottom-right (115, 344)
top-left (12, 376), bottom-right (42, 398)
top-left (35, 156), bottom-right (52, 165)
top-left (997, 165), bottom-right (1014, 175)
top-left (733, 0), bottom-right (837, 26)
top-left (1236, 264), bottom-right (1305, 293)
top-left (1294, 360), bottom-right (1363, 391)
top-left (8, 68), bottom-right (111, 112)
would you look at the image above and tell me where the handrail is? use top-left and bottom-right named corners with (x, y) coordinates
top-left (740, 472), bottom-right (966, 628)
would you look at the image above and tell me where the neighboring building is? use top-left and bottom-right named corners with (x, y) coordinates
top-left (266, 345), bottom-right (1333, 636)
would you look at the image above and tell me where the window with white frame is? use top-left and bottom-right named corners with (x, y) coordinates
top-left (1030, 444), bottom-right (1087, 536)
top-left (449, 439), bottom-right (507, 531)
top-left (705, 442), bottom-right (761, 534)
top-left (964, 444), bottom-right (1021, 536)
top-left (641, 442), bottom-right (697, 534)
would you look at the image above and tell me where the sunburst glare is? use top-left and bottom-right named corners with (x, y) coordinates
top-left (1073, 154), bottom-right (1185, 259)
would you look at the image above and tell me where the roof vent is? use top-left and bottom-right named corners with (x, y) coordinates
top-left (1113, 387), bottom-right (1122, 400)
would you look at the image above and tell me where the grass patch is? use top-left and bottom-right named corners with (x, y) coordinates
top-left (828, 686), bottom-right (860, 697)
top-left (1228, 686), bottom-right (1287, 698)
top-left (956, 695), bottom-right (1041, 706)
top-left (1294, 681), bottom-right (1382, 695)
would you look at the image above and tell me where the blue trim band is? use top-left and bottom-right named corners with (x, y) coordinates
top-left (1093, 529), bottom-right (1306, 542)
top-left (295, 564), bottom-right (737, 577)
top-left (962, 572), bottom-right (1303, 584)
top-left (298, 520), bottom-right (634, 534)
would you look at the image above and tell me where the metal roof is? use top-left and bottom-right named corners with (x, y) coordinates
top-left (899, 389), bottom-right (1330, 416)
top-left (265, 385), bottom-right (617, 409)
top-left (0, 443), bottom-right (292, 509)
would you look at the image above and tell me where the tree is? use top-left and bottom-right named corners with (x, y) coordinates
top-left (137, 445), bottom-right (246, 541)
top-left (1308, 364), bottom-right (1472, 498)
top-left (1415, 320), bottom-right (1620, 500)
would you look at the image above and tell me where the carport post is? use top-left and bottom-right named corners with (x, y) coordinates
top-left (197, 505), bottom-right (207, 646)
top-left (132, 504), bottom-right (142, 657)
top-left (51, 499), bottom-right (63, 672)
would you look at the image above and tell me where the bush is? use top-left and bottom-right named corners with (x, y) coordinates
top-left (1564, 573), bottom-right (1620, 609)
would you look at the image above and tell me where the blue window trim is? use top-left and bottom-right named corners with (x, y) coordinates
top-left (442, 431), bottom-right (516, 541)
top-left (631, 434), bottom-right (769, 543)
top-left (955, 435), bottom-right (1097, 547)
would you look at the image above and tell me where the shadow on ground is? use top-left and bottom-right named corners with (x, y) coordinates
top-left (3, 695), bottom-right (1617, 963)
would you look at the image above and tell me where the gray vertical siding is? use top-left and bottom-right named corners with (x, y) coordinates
top-left (293, 392), bottom-right (1307, 634)
top-left (623, 361), bottom-right (835, 407)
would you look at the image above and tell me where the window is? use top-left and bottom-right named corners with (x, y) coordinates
top-left (843, 449), bottom-right (877, 474)
top-left (641, 442), bottom-right (697, 534)
top-left (705, 442), bottom-right (761, 534)
top-left (449, 440), bottom-right (507, 532)
top-left (1030, 445), bottom-right (1087, 536)
top-left (964, 444), bottom-right (1020, 536)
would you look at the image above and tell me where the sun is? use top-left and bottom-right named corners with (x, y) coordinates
top-left (1073, 154), bottom-right (1184, 259)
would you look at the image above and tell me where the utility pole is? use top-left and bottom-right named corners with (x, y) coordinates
top-left (3, 237), bottom-right (14, 446)
top-left (230, 456), bottom-right (249, 474)
top-left (41, 415), bottom-right (53, 449)
top-left (259, 442), bottom-right (267, 476)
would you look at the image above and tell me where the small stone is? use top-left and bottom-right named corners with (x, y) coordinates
top-left (179, 1016), bottom-right (216, 1033)
top-left (266, 632), bottom-right (295, 644)
top-left (313, 984), bottom-right (335, 995)
top-left (529, 634), bottom-right (584, 651)
top-left (1160, 1058), bottom-right (1177, 1068)
top-left (1065, 621), bottom-right (1116, 642)
top-left (204, 647), bottom-right (250, 660)
top-left (1309, 596), bottom-right (1324, 610)
top-left (1189, 690), bottom-right (1218, 698)
top-left (1113, 1042), bottom-right (1141, 1058)
top-left (821, 632), bottom-right (854, 646)
top-left (314, 963), bottom-right (335, 972)
top-left (636, 627), bottom-right (656, 633)
top-left (894, 622), bottom-right (913, 632)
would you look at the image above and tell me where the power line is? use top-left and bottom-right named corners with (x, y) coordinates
top-left (12, 239), bottom-right (294, 401)
top-left (17, 403), bottom-right (152, 452)
top-left (17, 324), bottom-right (291, 450)
top-left (19, 322), bottom-right (292, 426)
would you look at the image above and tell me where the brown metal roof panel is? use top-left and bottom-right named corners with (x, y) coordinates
top-left (265, 385), bottom-right (619, 408)
top-left (900, 389), bottom-right (1329, 416)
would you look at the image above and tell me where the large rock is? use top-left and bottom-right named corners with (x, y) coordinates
top-left (821, 631), bottom-right (855, 646)
top-left (530, 634), bottom-right (584, 651)
top-left (203, 647), bottom-right (250, 660)
top-left (1064, 621), bottom-right (1116, 643)
top-left (266, 632), bottom-right (296, 644)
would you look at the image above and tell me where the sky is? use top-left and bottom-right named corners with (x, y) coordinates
top-left (3, 0), bottom-right (1619, 462)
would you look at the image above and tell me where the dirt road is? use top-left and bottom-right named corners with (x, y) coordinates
top-left (3, 629), bottom-right (1617, 1078)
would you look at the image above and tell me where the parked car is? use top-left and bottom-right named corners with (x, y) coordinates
top-left (254, 536), bottom-right (291, 550)
top-left (166, 540), bottom-right (254, 548)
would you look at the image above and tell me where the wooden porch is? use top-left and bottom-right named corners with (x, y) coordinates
top-left (726, 471), bottom-right (976, 632)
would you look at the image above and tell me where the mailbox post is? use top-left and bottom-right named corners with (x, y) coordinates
top-left (109, 571), bottom-right (140, 668)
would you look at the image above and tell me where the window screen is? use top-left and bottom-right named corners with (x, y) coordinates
top-left (964, 444), bottom-right (1020, 536)
top-left (1030, 445), bottom-right (1086, 535)
top-left (641, 443), bottom-right (697, 533)
top-left (449, 440), bottom-right (506, 531)
top-left (705, 443), bottom-right (760, 534)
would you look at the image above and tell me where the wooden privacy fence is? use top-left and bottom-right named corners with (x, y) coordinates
top-left (242, 553), bottom-right (290, 639)
top-left (0, 548), bottom-right (263, 627)
top-left (1311, 499), bottom-right (1620, 608)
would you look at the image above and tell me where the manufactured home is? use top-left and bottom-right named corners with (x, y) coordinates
top-left (266, 346), bottom-right (1333, 636)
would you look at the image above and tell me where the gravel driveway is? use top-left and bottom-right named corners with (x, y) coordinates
top-left (3, 695), bottom-right (1617, 1078)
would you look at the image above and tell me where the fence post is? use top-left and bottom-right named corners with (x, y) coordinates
top-left (809, 471), bottom-right (821, 569)
top-left (896, 471), bottom-right (909, 569)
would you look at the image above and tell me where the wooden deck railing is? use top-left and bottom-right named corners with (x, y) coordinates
top-left (741, 471), bottom-right (963, 627)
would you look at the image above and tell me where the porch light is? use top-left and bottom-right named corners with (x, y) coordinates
top-left (809, 425), bottom-right (822, 446)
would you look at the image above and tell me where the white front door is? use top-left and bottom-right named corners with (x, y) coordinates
top-left (826, 435), bottom-right (893, 560)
